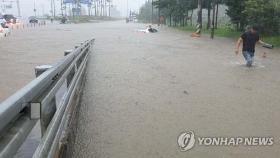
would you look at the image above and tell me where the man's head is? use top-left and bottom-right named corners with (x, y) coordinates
top-left (250, 26), bottom-right (259, 34)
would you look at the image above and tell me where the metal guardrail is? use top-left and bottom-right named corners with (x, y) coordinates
top-left (0, 38), bottom-right (94, 158)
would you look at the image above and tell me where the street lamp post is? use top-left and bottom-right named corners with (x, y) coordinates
top-left (151, 0), bottom-right (153, 23)
top-left (158, 0), bottom-right (160, 26)
top-left (127, 0), bottom-right (128, 17)
top-left (50, 0), bottom-right (53, 17)
top-left (33, 0), bottom-right (37, 16)
top-left (53, 0), bottom-right (56, 17)
top-left (61, 0), bottom-right (64, 16)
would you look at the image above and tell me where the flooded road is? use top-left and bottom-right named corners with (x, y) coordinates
top-left (71, 22), bottom-right (280, 158)
top-left (0, 23), bottom-right (96, 101)
top-left (1, 21), bottom-right (280, 157)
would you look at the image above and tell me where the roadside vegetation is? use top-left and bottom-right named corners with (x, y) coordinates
top-left (178, 25), bottom-right (280, 47)
top-left (138, 0), bottom-right (280, 47)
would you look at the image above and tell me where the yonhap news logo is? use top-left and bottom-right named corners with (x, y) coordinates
top-left (178, 131), bottom-right (274, 152)
top-left (177, 131), bottom-right (196, 151)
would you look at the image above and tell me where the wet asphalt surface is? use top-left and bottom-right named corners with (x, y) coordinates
top-left (0, 21), bottom-right (280, 158)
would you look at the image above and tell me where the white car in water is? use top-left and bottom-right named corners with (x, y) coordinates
top-left (0, 23), bottom-right (11, 38)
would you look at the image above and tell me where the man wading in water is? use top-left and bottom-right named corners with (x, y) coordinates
top-left (235, 26), bottom-right (267, 67)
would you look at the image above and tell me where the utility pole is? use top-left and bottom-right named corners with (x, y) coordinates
top-left (99, 0), bottom-right (101, 16)
top-left (211, 0), bottom-right (216, 39)
top-left (94, 0), bottom-right (97, 16)
top-left (61, 0), bottom-right (64, 16)
top-left (33, 0), bottom-right (37, 16)
top-left (215, 2), bottom-right (219, 29)
top-left (151, 0), bottom-right (153, 23)
top-left (50, 0), bottom-right (56, 17)
top-left (100, 0), bottom-right (103, 16)
top-left (88, 3), bottom-right (91, 16)
top-left (50, 0), bottom-right (53, 17)
top-left (197, 0), bottom-right (202, 29)
top-left (53, 0), bottom-right (56, 17)
top-left (126, 0), bottom-right (128, 17)
top-left (158, 0), bottom-right (160, 26)
top-left (16, 0), bottom-right (21, 17)
top-left (97, 0), bottom-right (99, 16)
top-left (104, 0), bottom-right (107, 16)
top-left (108, 0), bottom-right (111, 17)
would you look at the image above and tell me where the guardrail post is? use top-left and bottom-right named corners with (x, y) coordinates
top-left (64, 50), bottom-right (72, 56)
top-left (30, 103), bottom-right (41, 120)
top-left (35, 65), bottom-right (57, 135)
top-left (35, 65), bottom-right (53, 77)
top-left (64, 50), bottom-right (76, 87)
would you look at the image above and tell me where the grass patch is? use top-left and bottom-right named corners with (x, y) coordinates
top-left (262, 36), bottom-right (280, 47)
top-left (178, 25), bottom-right (241, 38)
top-left (178, 26), bottom-right (280, 47)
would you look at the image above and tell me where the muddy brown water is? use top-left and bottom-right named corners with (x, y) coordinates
top-left (72, 22), bottom-right (280, 158)
top-left (0, 21), bottom-right (280, 158)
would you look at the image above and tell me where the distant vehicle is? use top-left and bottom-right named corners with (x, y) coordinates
top-left (3, 14), bottom-right (16, 24)
top-left (0, 16), bottom-right (6, 24)
top-left (29, 16), bottom-right (39, 23)
top-left (15, 17), bottom-right (22, 24)
top-left (133, 18), bottom-right (138, 22)
top-left (0, 23), bottom-right (11, 37)
top-left (126, 17), bottom-right (138, 23)
top-left (60, 16), bottom-right (67, 24)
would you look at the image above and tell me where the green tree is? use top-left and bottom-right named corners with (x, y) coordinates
top-left (244, 0), bottom-right (280, 34)
top-left (224, 0), bottom-right (246, 31)
top-left (225, 0), bottom-right (280, 34)
top-left (152, 0), bottom-right (198, 26)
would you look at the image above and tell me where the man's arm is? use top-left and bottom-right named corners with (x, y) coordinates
top-left (258, 39), bottom-right (266, 45)
top-left (235, 37), bottom-right (243, 55)
top-left (259, 39), bottom-right (274, 50)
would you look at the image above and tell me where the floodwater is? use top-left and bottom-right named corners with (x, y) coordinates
top-left (0, 22), bottom-right (98, 101)
top-left (71, 22), bottom-right (280, 158)
top-left (0, 21), bottom-right (280, 158)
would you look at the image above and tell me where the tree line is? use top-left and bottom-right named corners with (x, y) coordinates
top-left (92, 0), bottom-right (112, 16)
top-left (138, 0), bottom-right (280, 35)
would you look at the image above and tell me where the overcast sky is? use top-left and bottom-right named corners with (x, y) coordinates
top-left (1, 0), bottom-right (147, 17)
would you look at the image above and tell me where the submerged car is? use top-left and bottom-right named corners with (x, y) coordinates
top-left (3, 14), bottom-right (16, 24)
top-left (29, 16), bottom-right (39, 23)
